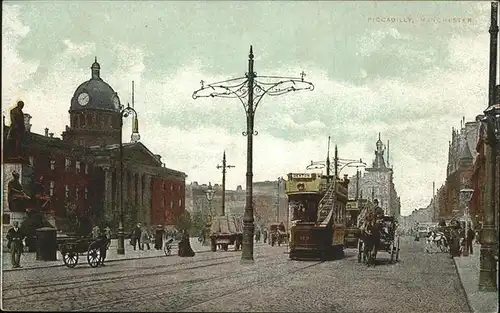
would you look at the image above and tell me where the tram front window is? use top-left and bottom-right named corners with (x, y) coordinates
top-left (289, 195), bottom-right (320, 222)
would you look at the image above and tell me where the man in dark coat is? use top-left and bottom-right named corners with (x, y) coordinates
top-left (154, 225), bottom-right (165, 250)
top-left (7, 101), bottom-right (26, 158)
top-left (130, 223), bottom-right (142, 250)
top-left (7, 221), bottom-right (25, 268)
top-left (466, 226), bottom-right (475, 255)
top-left (8, 171), bottom-right (30, 212)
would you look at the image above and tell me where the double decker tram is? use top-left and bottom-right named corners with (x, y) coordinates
top-left (286, 172), bottom-right (349, 261)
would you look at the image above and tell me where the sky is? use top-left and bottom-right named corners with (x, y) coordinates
top-left (1, 1), bottom-right (493, 216)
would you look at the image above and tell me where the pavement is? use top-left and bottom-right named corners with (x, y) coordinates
top-left (453, 243), bottom-right (499, 313)
top-left (1, 238), bottom-right (210, 272)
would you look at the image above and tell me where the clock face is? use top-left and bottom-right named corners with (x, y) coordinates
top-left (78, 92), bottom-right (90, 106)
top-left (113, 95), bottom-right (120, 110)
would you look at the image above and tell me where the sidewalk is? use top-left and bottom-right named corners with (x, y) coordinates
top-left (453, 243), bottom-right (499, 313)
top-left (2, 238), bottom-right (211, 272)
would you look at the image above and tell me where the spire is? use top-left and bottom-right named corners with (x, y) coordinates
top-left (459, 134), bottom-right (473, 160)
top-left (91, 56), bottom-right (101, 80)
top-left (378, 132), bottom-right (381, 140)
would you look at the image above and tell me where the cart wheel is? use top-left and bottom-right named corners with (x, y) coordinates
top-left (395, 237), bottom-right (400, 262)
top-left (357, 239), bottom-right (363, 263)
top-left (222, 243), bottom-right (228, 251)
top-left (63, 251), bottom-right (79, 268)
top-left (87, 244), bottom-right (102, 268)
top-left (164, 243), bottom-right (172, 256)
top-left (211, 239), bottom-right (217, 252)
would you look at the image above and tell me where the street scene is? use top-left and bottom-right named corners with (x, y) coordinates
top-left (1, 1), bottom-right (499, 312)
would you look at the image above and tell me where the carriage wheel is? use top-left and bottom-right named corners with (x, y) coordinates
top-left (221, 243), bottom-right (229, 251)
top-left (164, 243), bottom-right (172, 256)
top-left (438, 239), bottom-right (447, 252)
top-left (87, 244), bottom-right (102, 268)
top-left (62, 251), bottom-right (79, 268)
top-left (395, 237), bottom-right (400, 262)
top-left (210, 239), bottom-right (217, 252)
top-left (357, 239), bottom-right (363, 263)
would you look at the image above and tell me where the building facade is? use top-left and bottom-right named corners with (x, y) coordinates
top-left (2, 58), bottom-right (186, 232)
top-left (348, 133), bottom-right (401, 220)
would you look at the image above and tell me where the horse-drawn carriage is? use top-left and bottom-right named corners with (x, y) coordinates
top-left (58, 235), bottom-right (110, 268)
top-left (269, 223), bottom-right (288, 246)
top-left (357, 215), bottom-right (400, 264)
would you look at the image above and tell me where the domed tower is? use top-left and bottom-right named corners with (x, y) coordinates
top-left (62, 57), bottom-right (121, 147)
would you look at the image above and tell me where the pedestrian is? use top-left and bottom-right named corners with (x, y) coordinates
top-left (104, 226), bottom-right (111, 240)
top-left (130, 223), bottom-right (142, 251)
top-left (263, 228), bottom-right (268, 244)
top-left (98, 230), bottom-right (109, 266)
top-left (154, 225), bottom-right (164, 250)
top-left (92, 225), bottom-right (100, 240)
top-left (140, 226), bottom-right (151, 250)
top-left (466, 226), bottom-right (475, 255)
top-left (6, 221), bottom-right (25, 268)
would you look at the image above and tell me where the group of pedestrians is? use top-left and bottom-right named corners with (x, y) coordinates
top-left (129, 223), bottom-right (171, 251)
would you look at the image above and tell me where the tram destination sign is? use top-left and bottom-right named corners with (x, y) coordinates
top-left (289, 173), bottom-right (316, 180)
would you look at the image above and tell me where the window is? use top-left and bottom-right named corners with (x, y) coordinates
top-left (84, 187), bottom-right (88, 200)
top-left (76, 161), bottom-right (81, 173)
top-left (85, 164), bottom-right (89, 174)
top-left (3, 213), bottom-right (11, 225)
top-left (170, 184), bottom-right (174, 191)
top-left (163, 197), bottom-right (167, 207)
top-left (49, 181), bottom-right (55, 196)
top-left (29, 156), bottom-right (34, 166)
top-left (75, 187), bottom-right (79, 200)
top-left (179, 185), bottom-right (181, 192)
top-left (65, 185), bottom-right (69, 198)
top-left (170, 201), bottom-right (174, 209)
top-left (50, 159), bottom-right (55, 170)
top-left (163, 183), bottom-right (165, 190)
top-left (65, 158), bottom-right (71, 171)
top-left (178, 199), bottom-right (182, 207)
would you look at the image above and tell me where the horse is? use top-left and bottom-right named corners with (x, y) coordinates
top-left (425, 230), bottom-right (448, 253)
top-left (361, 219), bottom-right (382, 266)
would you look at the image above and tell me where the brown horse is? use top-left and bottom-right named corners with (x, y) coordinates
top-left (361, 218), bottom-right (382, 266)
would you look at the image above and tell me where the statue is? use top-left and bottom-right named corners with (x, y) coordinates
top-left (6, 101), bottom-right (26, 159)
top-left (7, 171), bottom-right (30, 212)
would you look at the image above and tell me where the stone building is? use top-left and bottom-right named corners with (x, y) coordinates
top-left (438, 117), bottom-right (479, 223)
top-left (348, 133), bottom-right (401, 219)
top-left (2, 58), bottom-right (186, 232)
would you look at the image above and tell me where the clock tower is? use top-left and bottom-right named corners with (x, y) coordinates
top-left (62, 57), bottom-right (122, 147)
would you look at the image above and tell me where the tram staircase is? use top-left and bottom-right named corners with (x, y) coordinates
top-left (316, 180), bottom-right (336, 228)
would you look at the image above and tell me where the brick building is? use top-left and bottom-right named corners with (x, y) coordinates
top-left (2, 58), bottom-right (186, 231)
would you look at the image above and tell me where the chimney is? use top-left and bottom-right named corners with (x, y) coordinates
top-left (23, 113), bottom-right (32, 132)
top-left (49, 133), bottom-right (54, 138)
top-left (45, 128), bottom-right (49, 137)
top-left (154, 154), bottom-right (162, 163)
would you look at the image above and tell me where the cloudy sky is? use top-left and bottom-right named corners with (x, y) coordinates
top-left (2, 1), bottom-right (492, 216)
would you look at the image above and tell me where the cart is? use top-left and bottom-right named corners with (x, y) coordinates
top-left (357, 216), bottom-right (399, 264)
top-left (58, 235), bottom-right (110, 268)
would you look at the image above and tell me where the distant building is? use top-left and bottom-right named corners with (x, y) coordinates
top-left (348, 133), bottom-right (401, 220)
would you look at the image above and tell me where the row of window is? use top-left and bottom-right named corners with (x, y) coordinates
top-left (162, 182), bottom-right (182, 192)
top-left (163, 198), bottom-right (182, 209)
top-left (47, 181), bottom-right (88, 200)
top-left (29, 155), bottom-right (90, 173)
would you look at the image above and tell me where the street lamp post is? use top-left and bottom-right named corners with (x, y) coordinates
top-left (460, 188), bottom-right (474, 257)
top-left (193, 46), bottom-right (314, 262)
top-left (275, 177), bottom-right (283, 223)
top-left (480, 1), bottom-right (500, 292)
top-left (204, 182), bottom-right (216, 244)
top-left (216, 151), bottom-right (235, 217)
top-left (118, 103), bottom-right (140, 255)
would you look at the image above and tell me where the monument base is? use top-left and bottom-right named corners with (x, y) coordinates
top-left (3, 162), bottom-right (34, 226)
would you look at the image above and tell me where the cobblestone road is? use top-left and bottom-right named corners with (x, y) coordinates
top-left (1, 238), bottom-right (470, 312)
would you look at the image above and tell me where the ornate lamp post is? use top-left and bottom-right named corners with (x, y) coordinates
top-left (460, 188), bottom-right (474, 257)
top-left (118, 103), bottom-right (140, 255)
top-left (480, 1), bottom-right (500, 291)
top-left (193, 46), bottom-right (314, 262)
top-left (204, 182), bottom-right (216, 243)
